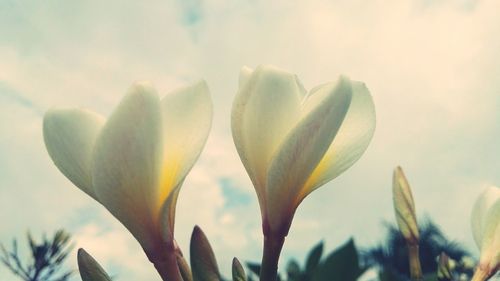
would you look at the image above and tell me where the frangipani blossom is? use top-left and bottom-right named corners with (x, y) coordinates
top-left (471, 186), bottom-right (500, 280)
top-left (231, 65), bottom-right (376, 236)
top-left (43, 82), bottom-right (212, 268)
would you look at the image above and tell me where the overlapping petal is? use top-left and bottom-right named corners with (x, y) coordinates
top-left (232, 64), bottom-right (375, 235)
top-left (44, 80), bottom-right (213, 275)
top-left (301, 81), bottom-right (375, 195)
top-left (480, 200), bottom-right (500, 268)
top-left (471, 186), bottom-right (500, 270)
top-left (265, 77), bottom-right (352, 231)
top-left (92, 83), bottom-right (163, 252)
top-left (232, 65), bottom-right (305, 210)
top-left (158, 80), bottom-right (213, 242)
top-left (471, 186), bottom-right (500, 248)
top-left (43, 109), bottom-right (104, 200)
top-left (159, 81), bottom-right (213, 207)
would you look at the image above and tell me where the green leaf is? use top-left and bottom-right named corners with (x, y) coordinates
top-left (305, 242), bottom-right (324, 276)
top-left (311, 239), bottom-right (364, 281)
top-left (232, 258), bottom-right (247, 281)
top-left (286, 259), bottom-right (301, 281)
top-left (245, 262), bottom-right (261, 276)
top-left (379, 269), bottom-right (401, 281)
top-left (423, 273), bottom-right (439, 281)
top-left (190, 226), bottom-right (220, 281)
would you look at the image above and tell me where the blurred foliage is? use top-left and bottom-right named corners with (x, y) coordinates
top-left (236, 218), bottom-right (474, 281)
top-left (361, 219), bottom-right (473, 281)
top-left (0, 230), bottom-right (73, 281)
top-left (245, 239), bottom-right (366, 281)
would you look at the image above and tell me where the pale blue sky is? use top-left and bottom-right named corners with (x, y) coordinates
top-left (1, 0), bottom-right (499, 280)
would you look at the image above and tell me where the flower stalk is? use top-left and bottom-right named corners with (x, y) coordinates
top-left (407, 243), bottom-right (423, 281)
top-left (260, 234), bottom-right (285, 281)
top-left (152, 254), bottom-right (183, 281)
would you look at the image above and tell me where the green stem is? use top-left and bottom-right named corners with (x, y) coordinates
top-left (259, 234), bottom-right (285, 281)
top-left (407, 243), bottom-right (423, 281)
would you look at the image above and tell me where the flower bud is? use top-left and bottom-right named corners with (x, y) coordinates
top-left (393, 166), bottom-right (419, 244)
top-left (190, 226), bottom-right (220, 281)
top-left (437, 253), bottom-right (452, 281)
top-left (460, 256), bottom-right (476, 270)
top-left (232, 257), bottom-right (247, 281)
top-left (77, 249), bottom-right (112, 281)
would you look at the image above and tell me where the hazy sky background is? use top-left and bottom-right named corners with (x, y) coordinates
top-left (1, 0), bottom-right (499, 279)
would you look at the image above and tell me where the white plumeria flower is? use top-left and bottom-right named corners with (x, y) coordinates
top-left (231, 65), bottom-right (376, 236)
top-left (43, 82), bottom-right (212, 263)
top-left (471, 186), bottom-right (500, 280)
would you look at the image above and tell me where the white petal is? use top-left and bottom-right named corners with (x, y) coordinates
top-left (157, 81), bottom-right (212, 239)
top-left (294, 74), bottom-right (308, 97)
top-left (302, 81), bottom-right (376, 194)
top-left (43, 109), bottom-right (104, 200)
top-left (92, 82), bottom-right (163, 252)
top-left (471, 186), bottom-right (500, 249)
top-left (489, 228), bottom-right (500, 271)
top-left (160, 184), bottom-right (182, 243)
top-left (241, 66), bottom-right (306, 96)
top-left (265, 77), bottom-right (352, 233)
top-left (479, 198), bottom-right (500, 266)
top-left (238, 66), bottom-right (253, 89)
top-left (159, 81), bottom-right (212, 197)
top-left (231, 65), bottom-right (304, 208)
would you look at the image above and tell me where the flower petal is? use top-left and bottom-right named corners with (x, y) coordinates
top-left (265, 77), bottom-right (352, 233)
top-left (302, 80), bottom-right (376, 195)
top-left (158, 81), bottom-right (213, 207)
top-left (479, 198), bottom-right (500, 267)
top-left (231, 65), bottom-right (304, 210)
top-left (92, 82), bottom-right (163, 252)
top-left (43, 108), bottom-right (104, 200)
top-left (471, 186), bottom-right (500, 249)
top-left (159, 184), bottom-right (182, 243)
top-left (238, 66), bottom-right (253, 90)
